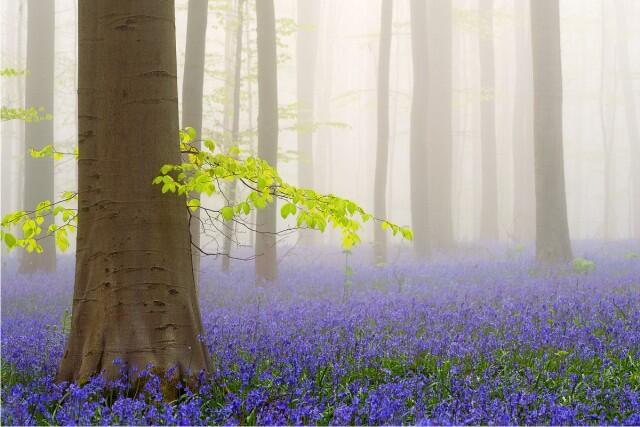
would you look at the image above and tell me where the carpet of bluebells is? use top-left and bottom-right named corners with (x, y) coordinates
top-left (2, 241), bottom-right (640, 425)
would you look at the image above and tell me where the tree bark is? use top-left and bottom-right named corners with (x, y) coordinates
top-left (530, 0), bottom-right (573, 263)
top-left (222, 0), bottom-right (245, 271)
top-left (512, 0), bottom-right (535, 242)
top-left (615, 0), bottom-right (640, 238)
top-left (181, 0), bottom-right (208, 285)
top-left (296, 0), bottom-right (320, 246)
top-left (19, 0), bottom-right (55, 273)
top-left (426, 0), bottom-right (454, 249)
top-left (478, 0), bottom-right (499, 241)
top-left (373, 0), bottom-right (393, 264)
top-left (410, 0), bottom-right (430, 257)
top-left (255, 0), bottom-right (279, 281)
top-left (58, 0), bottom-right (211, 383)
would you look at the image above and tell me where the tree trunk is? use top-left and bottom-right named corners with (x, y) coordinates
top-left (222, 0), bottom-right (245, 272)
top-left (19, 0), bottom-right (55, 273)
top-left (426, 0), bottom-right (454, 249)
top-left (181, 0), bottom-right (208, 284)
top-left (512, 0), bottom-right (535, 242)
top-left (478, 0), bottom-right (499, 241)
top-left (410, 0), bottom-right (430, 257)
top-left (530, 0), bottom-right (573, 263)
top-left (58, 0), bottom-right (211, 383)
top-left (373, 0), bottom-right (393, 264)
top-left (255, 0), bottom-right (278, 282)
top-left (296, 0), bottom-right (320, 246)
top-left (616, 0), bottom-right (640, 238)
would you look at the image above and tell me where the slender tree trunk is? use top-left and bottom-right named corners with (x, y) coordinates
top-left (296, 0), bottom-right (319, 191)
top-left (530, 0), bottom-right (573, 263)
top-left (373, 0), bottom-right (393, 264)
top-left (19, 0), bottom-right (55, 273)
top-left (512, 0), bottom-right (535, 242)
top-left (478, 0), bottom-right (499, 241)
top-left (599, 0), bottom-right (618, 239)
top-left (222, 0), bottom-right (245, 271)
top-left (255, 0), bottom-right (278, 281)
top-left (58, 0), bottom-right (211, 383)
top-left (181, 0), bottom-right (208, 284)
top-left (616, 0), bottom-right (640, 238)
top-left (296, 0), bottom-right (319, 246)
top-left (410, 0), bottom-right (430, 257)
top-left (426, 0), bottom-right (454, 249)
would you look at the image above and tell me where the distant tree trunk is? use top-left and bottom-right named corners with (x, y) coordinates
top-left (599, 0), bottom-right (617, 239)
top-left (478, 0), bottom-right (499, 241)
top-left (58, 0), bottom-right (211, 383)
top-left (512, 0), bottom-right (535, 242)
top-left (373, 0), bottom-right (393, 264)
top-left (426, 0), bottom-right (453, 249)
top-left (410, 0), bottom-right (430, 257)
top-left (19, 0), bottom-right (55, 273)
top-left (255, 0), bottom-right (278, 281)
top-left (181, 0), bottom-right (208, 284)
top-left (222, 0), bottom-right (245, 272)
top-left (616, 0), bottom-right (640, 238)
top-left (530, 0), bottom-right (573, 263)
top-left (296, 0), bottom-right (319, 246)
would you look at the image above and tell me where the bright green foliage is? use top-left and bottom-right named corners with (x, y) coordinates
top-left (1, 193), bottom-right (77, 254)
top-left (0, 68), bottom-right (29, 77)
top-left (154, 128), bottom-right (412, 250)
top-left (2, 128), bottom-right (411, 255)
top-left (573, 257), bottom-right (596, 274)
top-left (1, 106), bottom-right (52, 122)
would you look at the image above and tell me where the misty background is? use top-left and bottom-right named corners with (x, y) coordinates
top-left (2, 0), bottom-right (639, 260)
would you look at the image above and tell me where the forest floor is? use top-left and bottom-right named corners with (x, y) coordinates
top-left (1, 241), bottom-right (639, 425)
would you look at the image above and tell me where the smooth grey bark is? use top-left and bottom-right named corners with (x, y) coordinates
top-left (426, 0), bottom-right (454, 249)
top-left (296, 0), bottom-right (319, 190)
top-left (255, 0), bottom-right (279, 281)
top-left (599, 0), bottom-right (616, 239)
top-left (222, 0), bottom-right (246, 272)
top-left (530, 0), bottom-right (573, 263)
top-left (373, 0), bottom-right (393, 264)
top-left (409, 0), bottom-right (430, 257)
top-left (478, 0), bottom-right (498, 241)
top-left (19, 0), bottom-right (55, 273)
top-left (181, 0), bottom-right (208, 284)
top-left (58, 0), bottom-right (211, 384)
top-left (615, 0), bottom-right (640, 238)
top-left (296, 0), bottom-right (319, 246)
top-left (512, 0), bottom-right (535, 242)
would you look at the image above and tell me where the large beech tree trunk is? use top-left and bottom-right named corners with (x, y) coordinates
top-left (255, 0), bottom-right (279, 281)
top-left (478, 0), bottom-right (499, 241)
top-left (58, 0), bottom-right (211, 383)
top-left (512, 0), bottom-right (535, 242)
top-left (530, 0), bottom-right (573, 263)
top-left (222, 0), bottom-right (246, 271)
top-left (373, 0), bottom-right (392, 264)
top-left (409, 0), bottom-right (430, 257)
top-left (426, 0), bottom-right (454, 249)
top-left (19, 0), bottom-right (55, 273)
top-left (181, 0), bottom-right (208, 285)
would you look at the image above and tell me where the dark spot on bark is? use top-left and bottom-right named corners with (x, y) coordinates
top-left (151, 266), bottom-right (165, 271)
top-left (103, 282), bottom-right (110, 288)
top-left (153, 300), bottom-right (166, 306)
top-left (168, 289), bottom-right (179, 295)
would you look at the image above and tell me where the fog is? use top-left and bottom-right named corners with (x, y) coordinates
top-left (2, 0), bottom-right (639, 260)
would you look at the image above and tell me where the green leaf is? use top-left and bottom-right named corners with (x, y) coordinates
top-left (187, 198), bottom-right (201, 212)
top-left (280, 202), bottom-right (297, 219)
top-left (221, 206), bottom-right (234, 221)
top-left (3, 232), bottom-right (17, 248)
